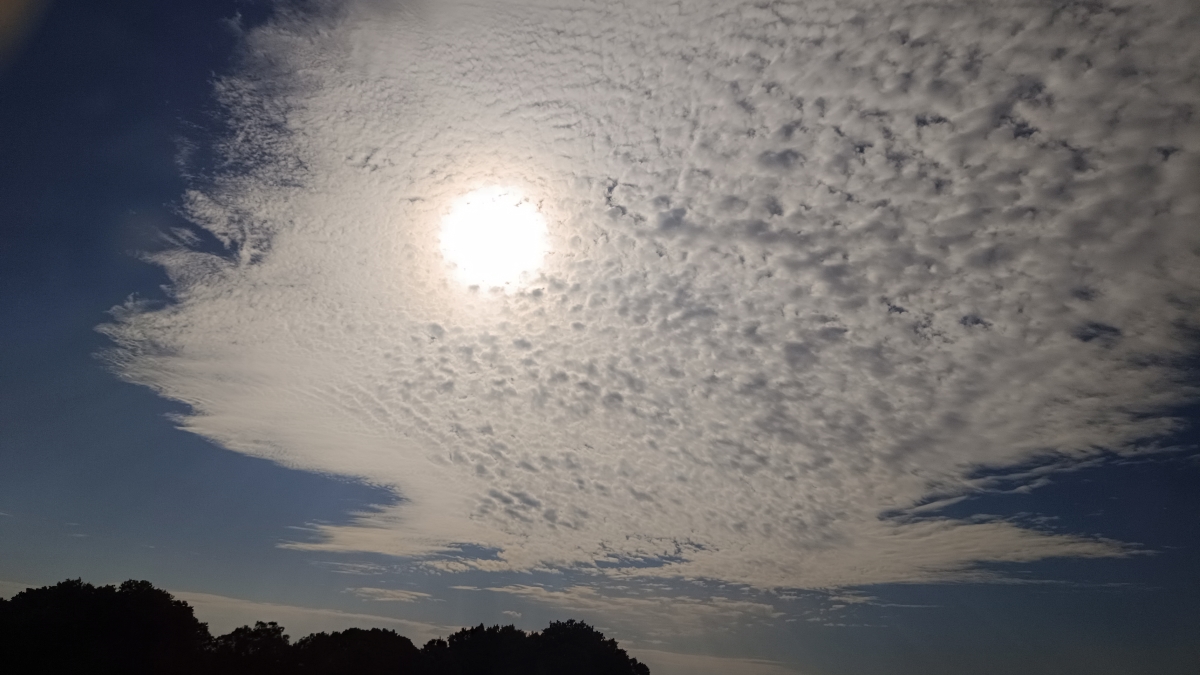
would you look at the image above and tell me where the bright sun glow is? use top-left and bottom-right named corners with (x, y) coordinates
top-left (439, 187), bottom-right (548, 290)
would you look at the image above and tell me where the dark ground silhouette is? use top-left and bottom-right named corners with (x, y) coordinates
top-left (0, 579), bottom-right (650, 675)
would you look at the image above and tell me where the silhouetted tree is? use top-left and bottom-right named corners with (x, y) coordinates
top-left (420, 621), bottom-right (649, 675)
top-left (294, 627), bottom-right (423, 674)
top-left (443, 623), bottom-right (533, 675)
top-left (420, 637), bottom-right (461, 675)
top-left (533, 620), bottom-right (650, 675)
top-left (1, 579), bottom-right (651, 675)
top-left (0, 578), bottom-right (210, 675)
top-left (208, 620), bottom-right (294, 675)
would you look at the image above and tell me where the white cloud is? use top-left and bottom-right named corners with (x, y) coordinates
top-left (102, 0), bottom-right (1200, 590)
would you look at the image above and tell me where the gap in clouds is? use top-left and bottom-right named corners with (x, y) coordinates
top-left (101, 0), bottom-right (1200, 606)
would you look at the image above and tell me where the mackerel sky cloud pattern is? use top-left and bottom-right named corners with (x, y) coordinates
top-left (103, 0), bottom-right (1200, 590)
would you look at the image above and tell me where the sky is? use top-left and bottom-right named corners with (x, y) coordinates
top-left (1, 0), bottom-right (1199, 673)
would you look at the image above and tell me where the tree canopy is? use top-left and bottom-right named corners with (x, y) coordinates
top-left (0, 579), bottom-right (650, 675)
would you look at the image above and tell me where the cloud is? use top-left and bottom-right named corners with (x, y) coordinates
top-left (174, 590), bottom-right (453, 642)
top-left (350, 587), bottom-right (434, 602)
top-left (317, 561), bottom-right (395, 576)
top-left (632, 649), bottom-right (807, 675)
top-left (461, 583), bottom-right (786, 643)
top-left (0, 579), bottom-right (37, 598)
top-left (102, 0), bottom-right (1200, 590)
top-left (0, 581), bottom-right (451, 642)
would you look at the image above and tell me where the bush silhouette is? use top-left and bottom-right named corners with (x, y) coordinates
top-left (0, 579), bottom-right (651, 674)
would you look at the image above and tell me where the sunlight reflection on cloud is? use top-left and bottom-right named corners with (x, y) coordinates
top-left (439, 186), bottom-right (548, 291)
top-left (102, 0), bottom-right (1200, 590)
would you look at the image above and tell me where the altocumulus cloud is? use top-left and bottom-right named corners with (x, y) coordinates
top-left (102, 0), bottom-right (1200, 589)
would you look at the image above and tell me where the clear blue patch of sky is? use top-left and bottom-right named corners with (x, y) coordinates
top-left (813, 416), bottom-right (1200, 675)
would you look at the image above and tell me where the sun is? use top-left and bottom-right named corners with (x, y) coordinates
top-left (439, 187), bottom-right (548, 291)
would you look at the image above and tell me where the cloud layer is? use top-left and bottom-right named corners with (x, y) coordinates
top-left (103, 0), bottom-right (1200, 589)
top-left (173, 590), bottom-right (452, 642)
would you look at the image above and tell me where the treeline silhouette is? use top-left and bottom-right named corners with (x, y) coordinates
top-left (0, 579), bottom-right (650, 675)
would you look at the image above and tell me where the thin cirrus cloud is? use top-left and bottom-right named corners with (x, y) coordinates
top-left (171, 590), bottom-right (454, 643)
top-left (349, 587), bottom-right (435, 603)
top-left (101, 0), bottom-right (1199, 591)
top-left (633, 649), bottom-right (806, 675)
top-left (459, 584), bottom-right (785, 639)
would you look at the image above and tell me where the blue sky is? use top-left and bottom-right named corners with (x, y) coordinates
top-left (1, 1), bottom-right (1198, 673)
